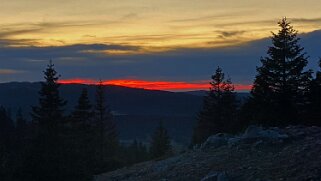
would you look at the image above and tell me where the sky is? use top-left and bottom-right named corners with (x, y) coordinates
top-left (1, 0), bottom-right (321, 91)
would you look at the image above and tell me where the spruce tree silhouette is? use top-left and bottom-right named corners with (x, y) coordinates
top-left (71, 88), bottom-right (93, 126)
top-left (15, 108), bottom-right (28, 151)
top-left (307, 58), bottom-right (321, 126)
top-left (250, 17), bottom-right (312, 127)
top-left (0, 107), bottom-right (14, 180)
top-left (15, 108), bottom-right (27, 138)
top-left (26, 60), bottom-right (68, 181)
top-left (150, 121), bottom-right (172, 159)
top-left (192, 67), bottom-right (238, 145)
top-left (65, 88), bottom-right (94, 180)
top-left (93, 80), bottom-right (119, 173)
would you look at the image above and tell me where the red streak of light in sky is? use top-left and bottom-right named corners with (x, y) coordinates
top-left (58, 79), bottom-right (252, 91)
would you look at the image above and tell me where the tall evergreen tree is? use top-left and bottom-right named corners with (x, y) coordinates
top-left (0, 106), bottom-right (14, 145)
top-left (250, 18), bottom-right (312, 126)
top-left (64, 88), bottom-right (94, 180)
top-left (12, 108), bottom-right (31, 181)
top-left (25, 61), bottom-right (68, 181)
top-left (150, 121), bottom-right (171, 159)
top-left (15, 108), bottom-right (29, 152)
top-left (307, 58), bottom-right (321, 126)
top-left (93, 81), bottom-right (118, 173)
top-left (0, 107), bottom-right (14, 180)
top-left (15, 108), bottom-right (27, 140)
top-left (192, 67), bottom-right (238, 145)
top-left (70, 88), bottom-right (93, 127)
top-left (31, 60), bottom-right (67, 134)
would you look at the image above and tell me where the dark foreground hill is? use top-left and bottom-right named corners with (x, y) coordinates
top-left (95, 126), bottom-right (321, 181)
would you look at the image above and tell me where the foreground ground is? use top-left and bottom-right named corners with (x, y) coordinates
top-left (96, 126), bottom-right (321, 181)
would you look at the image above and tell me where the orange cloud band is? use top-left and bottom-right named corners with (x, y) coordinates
top-left (58, 78), bottom-right (252, 91)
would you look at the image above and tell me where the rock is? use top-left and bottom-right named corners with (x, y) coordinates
top-left (201, 171), bottom-right (229, 181)
top-left (201, 133), bottom-right (230, 150)
top-left (243, 125), bottom-right (289, 141)
top-left (203, 126), bottom-right (289, 150)
top-left (227, 137), bottom-right (242, 148)
top-left (243, 125), bottom-right (264, 139)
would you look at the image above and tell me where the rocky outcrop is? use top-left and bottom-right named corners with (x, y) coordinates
top-left (96, 126), bottom-right (321, 181)
top-left (201, 133), bottom-right (231, 150)
top-left (201, 171), bottom-right (229, 181)
top-left (201, 126), bottom-right (289, 150)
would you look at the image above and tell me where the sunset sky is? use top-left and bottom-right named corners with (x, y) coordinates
top-left (1, 0), bottom-right (321, 91)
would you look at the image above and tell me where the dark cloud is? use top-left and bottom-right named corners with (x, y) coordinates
top-left (220, 31), bottom-right (245, 37)
top-left (215, 19), bottom-right (276, 28)
top-left (291, 17), bottom-right (321, 24)
top-left (213, 17), bottom-right (321, 28)
top-left (0, 38), bottom-right (42, 47)
top-left (0, 20), bottom-right (121, 43)
top-left (101, 33), bottom-right (205, 42)
top-left (215, 30), bottom-right (246, 39)
top-left (0, 28), bottom-right (43, 38)
top-left (170, 11), bottom-right (257, 23)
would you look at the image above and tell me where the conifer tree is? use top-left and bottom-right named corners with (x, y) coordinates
top-left (26, 61), bottom-right (68, 181)
top-left (192, 67), bottom-right (238, 145)
top-left (0, 107), bottom-right (14, 179)
top-left (64, 88), bottom-right (94, 180)
top-left (15, 108), bottom-right (28, 149)
top-left (0, 106), bottom-right (14, 145)
top-left (93, 81), bottom-right (118, 173)
top-left (16, 108), bottom-right (27, 135)
top-left (307, 58), bottom-right (321, 126)
top-left (11, 108), bottom-right (31, 181)
top-left (250, 18), bottom-right (312, 126)
top-left (71, 88), bottom-right (93, 127)
top-left (31, 60), bottom-right (67, 135)
top-left (150, 121), bottom-right (171, 159)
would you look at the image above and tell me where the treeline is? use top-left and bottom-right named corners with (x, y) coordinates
top-left (0, 62), bottom-right (172, 180)
top-left (193, 18), bottom-right (321, 145)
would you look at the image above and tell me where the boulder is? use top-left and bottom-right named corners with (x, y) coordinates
top-left (202, 126), bottom-right (289, 150)
top-left (227, 137), bottom-right (242, 148)
top-left (243, 125), bottom-right (288, 140)
top-left (201, 171), bottom-right (229, 181)
top-left (201, 133), bottom-right (231, 150)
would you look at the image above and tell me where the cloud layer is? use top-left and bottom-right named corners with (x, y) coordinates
top-left (1, 30), bottom-right (321, 91)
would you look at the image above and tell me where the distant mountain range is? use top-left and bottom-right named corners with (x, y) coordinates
top-left (0, 82), bottom-right (204, 116)
top-left (0, 82), bottom-right (249, 144)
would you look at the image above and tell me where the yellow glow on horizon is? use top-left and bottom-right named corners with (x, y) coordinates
top-left (1, 0), bottom-right (321, 53)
